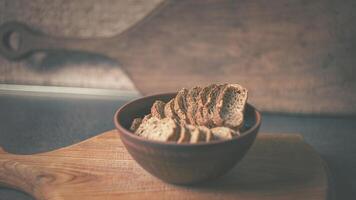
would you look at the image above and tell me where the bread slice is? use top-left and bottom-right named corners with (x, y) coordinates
top-left (213, 84), bottom-right (248, 129)
top-left (151, 100), bottom-right (166, 119)
top-left (174, 88), bottom-right (189, 123)
top-left (135, 116), bottom-right (158, 138)
top-left (177, 125), bottom-right (190, 143)
top-left (202, 84), bottom-right (227, 127)
top-left (135, 117), bottom-right (180, 142)
top-left (199, 84), bottom-right (217, 105)
top-left (197, 126), bottom-right (212, 142)
top-left (231, 129), bottom-right (241, 137)
top-left (164, 99), bottom-right (178, 121)
top-left (186, 86), bottom-right (202, 125)
top-left (195, 84), bottom-right (218, 126)
top-left (184, 124), bottom-right (199, 143)
top-left (211, 127), bottom-right (234, 140)
top-left (142, 113), bottom-right (152, 123)
top-left (130, 118), bottom-right (142, 132)
top-left (185, 125), bottom-right (201, 143)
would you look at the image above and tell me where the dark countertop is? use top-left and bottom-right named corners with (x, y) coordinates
top-left (0, 93), bottom-right (355, 200)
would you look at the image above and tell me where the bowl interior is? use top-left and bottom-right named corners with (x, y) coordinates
top-left (116, 93), bottom-right (258, 139)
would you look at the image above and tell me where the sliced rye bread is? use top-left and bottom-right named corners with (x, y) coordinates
top-left (135, 116), bottom-right (158, 138)
top-left (213, 84), bottom-right (248, 129)
top-left (177, 125), bottom-right (190, 143)
top-left (202, 84), bottom-right (227, 128)
top-left (130, 118), bottom-right (142, 132)
top-left (186, 86), bottom-right (202, 125)
top-left (135, 117), bottom-right (180, 142)
top-left (174, 88), bottom-right (189, 123)
top-left (142, 114), bottom-right (152, 123)
top-left (195, 84), bottom-right (218, 126)
top-left (197, 126), bottom-right (212, 142)
top-left (211, 127), bottom-right (235, 140)
top-left (151, 100), bottom-right (166, 119)
top-left (164, 99), bottom-right (179, 121)
top-left (185, 125), bottom-right (201, 143)
top-left (185, 125), bottom-right (211, 143)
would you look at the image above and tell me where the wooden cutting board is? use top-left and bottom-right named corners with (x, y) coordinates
top-left (0, 131), bottom-right (329, 200)
top-left (1, 0), bottom-right (356, 115)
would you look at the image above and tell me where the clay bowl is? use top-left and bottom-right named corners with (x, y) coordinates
top-left (114, 93), bottom-right (261, 185)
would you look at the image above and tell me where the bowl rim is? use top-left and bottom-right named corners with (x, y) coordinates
top-left (114, 92), bottom-right (261, 147)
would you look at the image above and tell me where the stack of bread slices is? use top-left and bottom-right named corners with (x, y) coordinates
top-left (130, 83), bottom-right (248, 143)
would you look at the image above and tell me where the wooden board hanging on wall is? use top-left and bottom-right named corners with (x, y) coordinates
top-left (0, 0), bottom-right (355, 115)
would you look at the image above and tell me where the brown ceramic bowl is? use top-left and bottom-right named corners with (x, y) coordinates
top-left (114, 93), bottom-right (261, 185)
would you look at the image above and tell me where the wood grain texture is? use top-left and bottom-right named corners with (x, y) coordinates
top-left (0, 131), bottom-right (328, 200)
top-left (1, 0), bottom-right (356, 115)
top-left (112, 0), bottom-right (356, 115)
top-left (0, 0), bottom-right (164, 38)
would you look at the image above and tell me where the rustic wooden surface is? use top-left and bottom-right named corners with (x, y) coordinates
top-left (112, 0), bottom-right (356, 115)
top-left (0, 130), bottom-right (329, 200)
top-left (1, 0), bottom-right (355, 115)
top-left (0, 0), bottom-right (164, 38)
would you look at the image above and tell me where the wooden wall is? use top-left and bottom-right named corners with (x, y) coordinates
top-left (0, 0), bottom-right (355, 115)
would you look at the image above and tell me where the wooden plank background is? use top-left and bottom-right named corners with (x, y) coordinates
top-left (0, 0), bottom-right (355, 115)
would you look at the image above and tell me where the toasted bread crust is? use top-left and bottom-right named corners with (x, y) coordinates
top-left (142, 114), bottom-right (152, 123)
top-left (186, 86), bottom-right (202, 125)
top-left (130, 118), bottom-right (142, 132)
top-left (164, 99), bottom-right (178, 120)
top-left (203, 84), bottom-right (227, 127)
top-left (151, 100), bottom-right (166, 119)
top-left (213, 84), bottom-right (248, 129)
top-left (195, 84), bottom-right (218, 126)
top-left (174, 88), bottom-right (189, 123)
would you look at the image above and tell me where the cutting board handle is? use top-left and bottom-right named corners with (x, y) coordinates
top-left (0, 145), bottom-right (77, 200)
top-left (0, 147), bottom-right (55, 200)
top-left (0, 147), bottom-right (30, 194)
top-left (0, 1), bottom-right (168, 61)
top-left (0, 22), bottom-right (113, 61)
